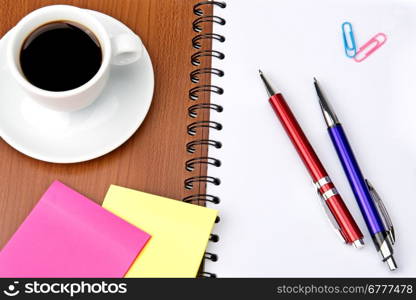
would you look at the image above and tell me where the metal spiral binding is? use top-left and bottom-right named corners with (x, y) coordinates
top-left (192, 34), bottom-right (225, 50)
top-left (190, 67), bottom-right (224, 83)
top-left (198, 272), bottom-right (217, 278)
top-left (193, 1), bottom-right (226, 16)
top-left (189, 84), bottom-right (223, 101)
top-left (186, 139), bottom-right (222, 154)
top-left (188, 103), bottom-right (223, 118)
top-left (185, 157), bottom-right (221, 172)
top-left (191, 50), bottom-right (224, 66)
top-left (186, 0), bottom-right (226, 278)
top-left (192, 16), bottom-right (226, 33)
top-left (204, 252), bottom-right (218, 262)
top-left (184, 175), bottom-right (221, 190)
top-left (187, 120), bottom-right (222, 136)
top-left (183, 194), bottom-right (220, 204)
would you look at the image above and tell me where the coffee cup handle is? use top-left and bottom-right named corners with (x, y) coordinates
top-left (110, 33), bottom-right (143, 66)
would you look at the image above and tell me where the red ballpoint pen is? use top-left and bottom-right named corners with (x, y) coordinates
top-left (259, 70), bottom-right (364, 247)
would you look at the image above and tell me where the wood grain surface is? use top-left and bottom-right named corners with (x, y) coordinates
top-left (0, 0), bottom-right (213, 248)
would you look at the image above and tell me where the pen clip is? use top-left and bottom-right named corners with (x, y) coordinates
top-left (365, 179), bottom-right (395, 244)
top-left (314, 185), bottom-right (348, 244)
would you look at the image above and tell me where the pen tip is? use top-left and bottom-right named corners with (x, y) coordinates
top-left (258, 70), bottom-right (276, 96)
top-left (313, 77), bottom-right (318, 84)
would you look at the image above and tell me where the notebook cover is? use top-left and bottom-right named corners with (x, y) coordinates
top-left (0, 181), bottom-right (150, 277)
top-left (0, 0), bottom-right (211, 248)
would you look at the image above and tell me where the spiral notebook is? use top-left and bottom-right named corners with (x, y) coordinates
top-left (190, 0), bottom-right (416, 276)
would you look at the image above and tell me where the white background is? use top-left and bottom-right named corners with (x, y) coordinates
top-left (205, 0), bottom-right (416, 276)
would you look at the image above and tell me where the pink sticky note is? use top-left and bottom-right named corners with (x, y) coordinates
top-left (0, 181), bottom-right (150, 277)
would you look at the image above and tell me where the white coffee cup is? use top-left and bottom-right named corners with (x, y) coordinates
top-left (7, 5), bottom-right (143, 112)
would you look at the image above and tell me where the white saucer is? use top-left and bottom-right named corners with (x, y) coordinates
top-left (0, 10), bottom-right (154, 163)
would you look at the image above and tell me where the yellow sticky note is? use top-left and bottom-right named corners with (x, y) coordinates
top-left (102, 185), bottom-right (218, 278)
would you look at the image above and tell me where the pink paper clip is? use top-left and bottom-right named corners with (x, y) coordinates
top-left (354, 33), bottom-right (387, 62)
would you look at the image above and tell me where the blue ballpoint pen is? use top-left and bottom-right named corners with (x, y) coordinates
top-left (313, 78), bottom-right (397, 271)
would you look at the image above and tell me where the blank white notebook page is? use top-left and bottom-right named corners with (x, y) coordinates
top-left (205, 0), bottom-right (416, 277)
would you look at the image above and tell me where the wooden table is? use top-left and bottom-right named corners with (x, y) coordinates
top-left (0, 0), bottom-right (211, 248)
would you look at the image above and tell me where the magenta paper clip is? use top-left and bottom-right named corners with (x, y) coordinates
top-left (354, 33), bottom-right (387, 62)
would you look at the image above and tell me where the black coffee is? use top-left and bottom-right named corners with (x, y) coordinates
top-left (20, 21), bottom-right (102, 91)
